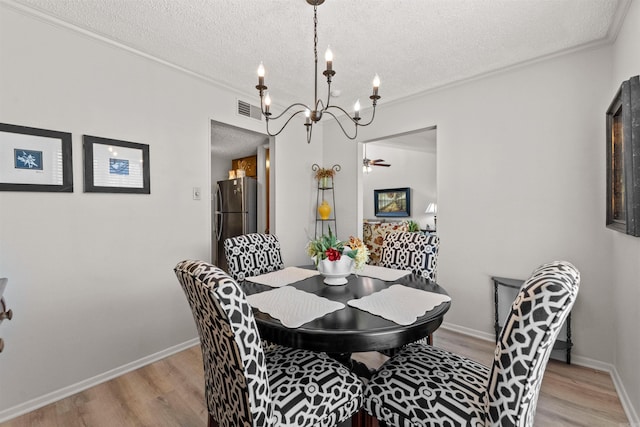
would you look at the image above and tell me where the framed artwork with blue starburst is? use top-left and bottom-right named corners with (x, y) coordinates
top-left (14, 149), bottom-right (43, 171)
top-left (83, 135), bottom-right (150, 194)
top-left (0, 123), bottom-right (73, 192)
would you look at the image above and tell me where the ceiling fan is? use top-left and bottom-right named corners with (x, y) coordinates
top-left (363, 144), bottom-right (391, 169)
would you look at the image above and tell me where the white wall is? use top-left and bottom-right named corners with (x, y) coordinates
top-left (610, 0), bottom-right (640, 420)
top-left (326, 47), bottom-right (614, 361)
top-left (362, 144), bottom-right (437, 229)
top-left (273, 124), bottom-right (324, 265)
top-left (326, 19), bottom-right (639, 419)
top-left (0, 4), bottom-right (317, 418)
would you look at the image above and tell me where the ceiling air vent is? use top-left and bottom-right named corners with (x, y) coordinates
top-left (237, 100), bottom-right (262, 121)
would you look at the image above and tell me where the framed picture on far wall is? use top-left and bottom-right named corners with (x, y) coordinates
top-left (374, 187), bottom-right (411, 217)
top-left (83, 135), bottom-right (150, 194)
top-left (0, 122), bottom-right (73, 192)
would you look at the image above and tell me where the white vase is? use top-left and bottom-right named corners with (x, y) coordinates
top-left (317, 256), bottom-right (354, 286)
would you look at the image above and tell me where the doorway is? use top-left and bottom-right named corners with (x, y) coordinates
top-left (360, 126), bottom-right (437, 233)
top-left (211, 120), bottom-right (272, 267)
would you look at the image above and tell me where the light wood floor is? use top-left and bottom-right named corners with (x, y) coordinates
top-left (2, 329), bottom-right (630, 427)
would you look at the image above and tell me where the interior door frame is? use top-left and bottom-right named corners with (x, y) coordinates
top-left (209, 119), bottom-right (273, 265)
top-left (357, 126), bottom-right (437, 237)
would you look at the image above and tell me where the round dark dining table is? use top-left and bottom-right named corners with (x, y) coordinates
top-left (241, 269), bottom-right (451, 354)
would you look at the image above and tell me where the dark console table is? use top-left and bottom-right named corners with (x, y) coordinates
top-left (492, 276), bottom-right (573, 364)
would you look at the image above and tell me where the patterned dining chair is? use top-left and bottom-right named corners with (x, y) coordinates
top-left (363, 260), bottom-right (580, 427)
top-left (379, 231), bottom-right (440, 348)
top-left (174, 260), bottom-right (363, 427)
top-left (224, 233), bottom-right (284, 281)
top-left (380, 231), bottom-right (439, 281)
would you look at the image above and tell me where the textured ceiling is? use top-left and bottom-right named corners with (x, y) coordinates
top-left (211, 122), bottom-right (269, 158)
top-left (6, 0), bottom-right (628, 112)
top-left (4, 0), bottom-right (628, 158)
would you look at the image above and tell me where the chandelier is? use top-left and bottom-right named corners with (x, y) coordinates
top-left (255, 0), bottom-right (380, 143)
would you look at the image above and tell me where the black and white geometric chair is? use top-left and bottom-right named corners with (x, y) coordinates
top-left (363, 260), bottom-right (580, 427)
top-left (379, 231), bottom-right (440, 349)
top-left (174, 260), bottom-right (363, 427)
top-left (224, 233), bottom-right (284, 281)
top-left (380, 232), bottom-right (439, 281)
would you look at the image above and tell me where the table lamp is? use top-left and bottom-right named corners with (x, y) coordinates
top-left (425, 202), bottom-right (437, 230)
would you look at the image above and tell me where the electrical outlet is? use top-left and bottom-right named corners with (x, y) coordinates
top-left (192, 187), bottom-right (201, 200)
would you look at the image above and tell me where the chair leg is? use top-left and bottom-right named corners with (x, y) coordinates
top-left (427, 333), bottom-right (433, 345)
top-left (351, 409), bottom-right (364, 427)
top-left (208, 414), bottom-right (219, 427)
top-left (352, 409), bottom-right (380, 427)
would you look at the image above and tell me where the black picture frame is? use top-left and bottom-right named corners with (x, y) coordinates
top-left (606, 75), bottom-right (640, 237)
top-left (83, 135), bottom-right (150, 194)
top-left (0, 123), bottom-right (73, 192)
top-left (374, 187), bottom-right (411, 217)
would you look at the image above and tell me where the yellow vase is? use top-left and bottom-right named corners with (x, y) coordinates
top-left (318, 200), bottom-right (331, 220)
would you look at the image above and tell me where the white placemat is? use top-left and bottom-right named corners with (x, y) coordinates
top-left (246, 266), bottom-right (319, 288)
top-left (247, 286), bottom-right (345, 328)
top-left (347, 284), bottom-right (451, 325)
top-left (357, 265), bottom-right (412, 281)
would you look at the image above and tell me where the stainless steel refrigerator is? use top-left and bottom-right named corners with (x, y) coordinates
top-left (214, 177), bottom-right (257, 272)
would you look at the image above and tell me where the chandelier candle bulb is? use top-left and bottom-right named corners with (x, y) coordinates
top-left (372, 74), bottom-right (380, 97)
top-left (257, 62), bottom-right (265, 87)
top-left (305, 109), bottom-right (311, 125)
top-left (325, 46), bottom-right (333, 71)
top-left (264, 93), bottom-right (271, 114)
top-left (354, 100), bottom-right (360, 119)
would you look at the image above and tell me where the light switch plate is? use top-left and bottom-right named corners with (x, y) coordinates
top-left (192, 187), bottom-right (201, 200)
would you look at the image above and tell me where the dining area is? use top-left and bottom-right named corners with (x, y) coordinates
top-left (174, 231), bottom-right (580, 427)
top-left (242, 266), bottom-right (449, 354)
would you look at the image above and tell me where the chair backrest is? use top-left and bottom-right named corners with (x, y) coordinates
top-left (380, 231), bottom-right (440, 280)
top-left (174, 260), bottom-right (273, 427)
top-left (486, 260), bottom-right (580, 427)
top-left (224, 233), bottom-right (284, 281)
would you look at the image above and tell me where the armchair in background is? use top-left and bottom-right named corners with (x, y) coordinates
top-left (362, 221), bottom-right (409, 266)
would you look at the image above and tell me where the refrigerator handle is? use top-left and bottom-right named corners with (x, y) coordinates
top-left (215, 184), bottom-right (223, 241)
top-left (217, 212), bottom-right (223, 241)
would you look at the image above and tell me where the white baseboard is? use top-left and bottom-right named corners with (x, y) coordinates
top-left (611, 365), bottom-right (640, 426)
top-left (440, 322), bottom-right (639, 426)
top-left (441, 321), bottom-right (495, 342)
top-left (0, 338), bottom-right (200, 424)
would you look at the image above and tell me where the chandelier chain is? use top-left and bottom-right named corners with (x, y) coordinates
top-left (313, 4), bottom-right (319, 110)
top-left (313, 5), bottom-right (318, 64)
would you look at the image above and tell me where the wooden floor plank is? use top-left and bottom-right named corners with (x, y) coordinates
top-left (1, 328), bottom-right (629, 426)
